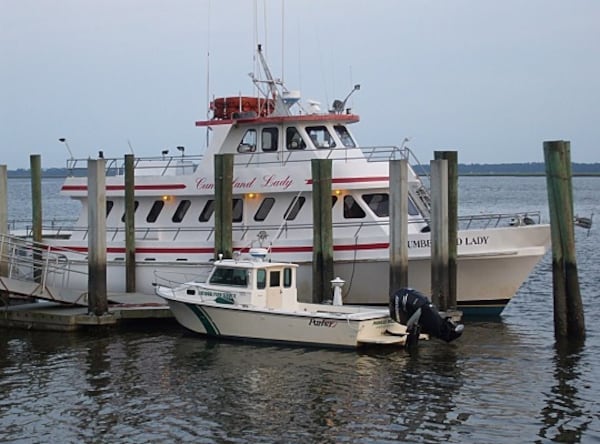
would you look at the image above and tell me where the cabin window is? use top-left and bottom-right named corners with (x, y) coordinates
top-left (408, 197), bottom-right (419, 216)
top-left (199, 200), bottom-right (215, 222)
top-left (270, 270), bottom-right (280, 287)
top-left (283, 196), bottom-right (305, 221)
top-left (361, 193), bottom-right (419, 217)
top-left (286, 127), bottom-right (306, 150)
top-left (306, 126), bottom-right (336, 149)
top-left (232, 198), bottom-right (243, 222)
top-left (172, 200), bottom-right (191, 223)
top-left (209, 267), bottom-right (248, 287)
top-left (283, 268), bottom-right (293, 288)
top-left (237, 129), bottom-right (257, 153)
top-left (257, 269), bottom-right (266, 289)
top-left (121, 201), bottom-right (139, 222)
top-left (363, 193), bottom-right (389, 217)
top-left (106, 200), bottom-right (114, 217)
top-left (334, 125), bottom-right (356, 148)
top-left (199, 199), bottom-right (243, 222)
top-left (262, 127), bottom-right (278, 152)
top-left (343, 195), bottom-right (366, 219)
top-left (147, 200), bottom-right (165, 223)
top-left (254, 197), bottom-right (275, 221)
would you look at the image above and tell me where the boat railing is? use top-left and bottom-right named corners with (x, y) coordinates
top-left (65, 154), bottom-right (203, 177)
top-left (57, 210), bottom-right (543, 245)
top-left (235, 144), bottom-right (425, 167)
top-left (457, 211), bottom-right (542, 229)
top-left (8, 218), bottom-right (78, 238)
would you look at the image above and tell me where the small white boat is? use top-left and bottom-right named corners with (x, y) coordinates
top-left (154, 249), bottom-right (416, 348)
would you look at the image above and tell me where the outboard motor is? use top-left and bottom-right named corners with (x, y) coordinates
top-left (390, 288), bottom-right (464, 345)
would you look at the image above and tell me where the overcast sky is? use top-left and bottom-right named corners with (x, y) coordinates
top-left (1, 0), bottom-right (599, 169)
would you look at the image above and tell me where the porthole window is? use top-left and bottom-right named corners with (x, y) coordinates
top-left (232, 198), bottom-right (243, 222)
top-left (284, 196), bottom-right (305, 221)
top-left (172, 200), bottom-right (191, 223)
top-left (199, 200), bottom-right (215, 222)
top-left (121, 201), bottom-right (139, 222)
top-left (198, 198), bottom-right (244, 222)
top-left (254, 197), bottom-right (275, 221)
top-left (106, 200), bottom-right (114, 217)
top-left (147, 200), bottom-right (165, 223)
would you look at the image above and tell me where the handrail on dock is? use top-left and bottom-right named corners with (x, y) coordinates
top-left (0, 233), bottom-right (88, 292)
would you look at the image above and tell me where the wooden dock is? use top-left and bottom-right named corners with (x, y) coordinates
top-left (0, 291), bottom-right (172, 331)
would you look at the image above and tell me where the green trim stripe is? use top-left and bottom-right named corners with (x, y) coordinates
top-left (187, 303), bottom-right (220, 336)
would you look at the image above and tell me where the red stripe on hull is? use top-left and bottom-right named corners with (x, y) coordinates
top-left (305, 176), bottom-right (388, 185)
top-left (60, 243), bottom-right (389, 255)
top-left (62, 184), bottom-right (186, 192)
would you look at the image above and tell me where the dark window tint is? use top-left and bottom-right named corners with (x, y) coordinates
top-left (408, 197), bottom-right (419, 216)
top-left (286, 127), bottom-right (306, 150)
top-left (283, 268), bottom-right (292, 288)
top-left (232, 198), bottom-right (243, 223)
top-left (254, 197), bottom-right (275, 221)
top-left (237, 129), bottom-right (257, 153)
top-left (121, 201), bottom-right (139, 222)
top-left (199, 200), bottom-right (215, 222)
top-left (284, 196), bottom-right (305, 221)
top-left (172, 200), bottom-right (191, 223)
top-left (106, 200), bottom-right (114, 217)
top-left (199, 199), bottom-right (243, 223)
top-left (334, 125), bottom-right (356, 148)
top-left (306, 126), bottom-right (336, 148)
top-left (147, 200), bottom-right (165, 223)
top-left (363, 193), bottom-right (389, 217)
top-left (209, 267), bottom-right (248, 287)
top-left (257, 269), bottom-right (266, 289)
top-left (270, 270), bottom-right (280, 287)
top-left (262, 127), bottom-right (278, 152)
top-left (343, 195), bottom-right (365, 219)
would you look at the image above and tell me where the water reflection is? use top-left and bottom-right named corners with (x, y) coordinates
top-left (538, 339), bottom-right (589, 443)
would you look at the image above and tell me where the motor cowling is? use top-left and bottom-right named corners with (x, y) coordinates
top-left (390, 288), bottom-right (464, 343)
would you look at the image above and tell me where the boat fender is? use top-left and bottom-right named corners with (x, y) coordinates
top-left (389, 288), bottom-right (464, 343)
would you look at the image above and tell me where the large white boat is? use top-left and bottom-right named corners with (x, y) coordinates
top-left (47, 45), bottom-right (550, 316)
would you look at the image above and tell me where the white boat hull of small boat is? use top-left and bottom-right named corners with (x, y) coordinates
top-left (157, 287), bottom-right (409, 348)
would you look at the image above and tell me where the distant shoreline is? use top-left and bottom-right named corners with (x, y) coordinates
top-left (4, 163), bottom-right (600, 179)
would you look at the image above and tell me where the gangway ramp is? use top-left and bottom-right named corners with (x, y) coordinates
top-left (0, 275), bottom-right (89, 306)
top-left (0, 233), bottom-right (133, 307)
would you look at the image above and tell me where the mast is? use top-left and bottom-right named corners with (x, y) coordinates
top-left (255, 44), bottom-right (290, 116)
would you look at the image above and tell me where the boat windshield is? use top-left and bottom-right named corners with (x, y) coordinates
top-left (209, 267), bottom-right (249, 287)
top-left (334, 125), bottom-right (356, 148)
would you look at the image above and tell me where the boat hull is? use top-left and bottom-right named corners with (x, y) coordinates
top-left (42, 225), bottom-right (549, 316)
top-left (164, 298), bottom-right (403, 348)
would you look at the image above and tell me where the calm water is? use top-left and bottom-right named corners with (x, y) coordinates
top-left (1, 176), bottom-right (599, 443)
